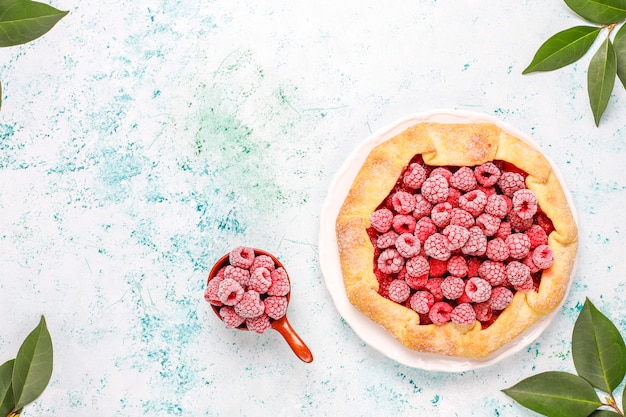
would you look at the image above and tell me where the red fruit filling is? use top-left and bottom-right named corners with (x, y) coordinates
top-left (367, 156), bottom-right (555, 329)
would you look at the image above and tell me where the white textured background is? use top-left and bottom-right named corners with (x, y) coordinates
top-left (1, 0), bottom-right (625, 416)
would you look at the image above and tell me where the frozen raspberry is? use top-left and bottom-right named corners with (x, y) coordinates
top-left (467, 257), bottom-right (481, 278)
top-left (219, 306), bottom-right (245, 328)
top-left (403, 163), bottom-right (427, 189)
top-left (415, 217), bottom-right (438, 244)
top-left (506, 261), bottom-right (531, 286)
top-left (476, 213), bottom-right (501, 237)
top-left (392, 191), bottom-right (417, 215)
top-left (425, 277), bottom-right (445, 302)
top-left (370, 208), bottom-right (394, 233)
top-left (218, 278), bottom-right (245, 306)
top-left (428, 258), bottom-right (448, 277)
top-left (450, 166), bottom-right (477, 192)
top-left (406, 255), bottom-right (430, 277)
top-left (264, 296), bottom-right (288, 320)
top-left (473, 302), bottom-right (493, 322)
top-left (451, 303), bottom-right (477, 326)
top-left (459, 190), bottom-right (487, 217)
top-left (429, 302), bottom-right (453, 324)
top-left (461, 226), bottom-right (487, 257)
top-left (442, 224), bottom-right (470, 251)
top-left (478, 260), bottom-right (507, 286)
top-left (229, 246), bottom-right (255, 269)
top-left (523, 254), bottom-right (541, 274)
top-left (234, 290), bottom-right (264, 318)
top-left (410, 291), bottom-right (435, 314)
top-left (204, 276), bottom-right (224, 306)
top-left (485, 194), bottom-right (510, 218)
top-left (512, 189), bottom-right (538, 220)
top-left (514, 275), bottom-right (535, 291)
top-left (526, 224), bottom-right (549, 248)
top-left (465, 277), bottom-right (492, 303)
top-left (405, 273), bottom-right (428, 289)
top-left (498, 171), bottom-right (525, 197)
top-left (248, 267), bottom-right (272, 293)
top-left (250, 254), bottom-right (276, 273)
top-left (424, 233), bottom-right (452, 261)
top-left (532, 244), bottom-right (554, 269)
top-left (246, 314), bottom-right (271, 334)
top-left (495, 221), bottom-right (512, 240)
top-left (489, 287), bottom-right (514, 310)
top-left (413, 194), bottom-right (433, 220)
top-left (388, 279), bottom-right (411, 303)
top-left (535, 212), bottom-right (555, 235)
top-left (268, 267), bottom-right (291, 296)
top-left (396, 233), bottom-right (421, 258)
top-left (506, 233), bottom-right (531, 259)
top-left (450, 208), bottom-right (475, 228)
top-left (224, 265), bottom-right (250, 287)
top-left (392, 214), bottom-right (417, 234)
top-left (508, 209), bottom-right (534, 232)
top-left (430, 167), bottom-right (453, 181)
top-left (446, 187), bottom-right (462, 207)
top-left (485, 237), bottom-right (510, 262)
top-left (447, 255), bottom-right (468, 277)
top-left (376, 230), bottom-right (399, 249)
top-left (474, 162), bottom-right (501, 187)
top-left (377, 248), bottom-right (405, 274)
top-left (441, 276), bottom-right (465, 300)
top-left (431, 202), bottom-right (453, 228)
top-left (421, 174), bottom-right (449, 204)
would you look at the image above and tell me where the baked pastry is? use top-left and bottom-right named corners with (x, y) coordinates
top-left (335, 122), bottom-right (577, 359)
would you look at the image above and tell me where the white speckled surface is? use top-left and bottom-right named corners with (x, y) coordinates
top-left (1, 0), bottom-right (625, 415)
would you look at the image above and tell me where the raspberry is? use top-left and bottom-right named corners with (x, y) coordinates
top-left (473, 302), bottom-right (493, 322)
top-left (428, 258), bottom-right (448, 277)
top-left (428, 302), bottom-right (453, 324)
top-left (508, 209), bottom-right (534, 232)
top-left (421, 174), bottom-right (449, 204)
top-left (395, 233), bottom-right (421, 258)
top-left (526, 224), bottom-right (549, 248)
top-left (485, 237), bottom-right (510, 262)
top-left (523, 254), bottom-right (541, 274)
top-left (406, 255), bottom-right (430, 277)
top-left (477, 186), bottom-right (497, 197)
top-left (446, 187), bottom-right (462, 207)
top-left (431, 202), bottom-right (453, 228)
top-left (224, 265), bottom-right (250, 287)
top-left (377, 248), bottom-right (405, 274)
top-left (441, 276), bottom-right (465, 300)
top-left (498, 172), bottom-right (525, 197)
top-left (415, 217), bottom-right (438, 244)
top-left (264, 296), bottom-right (288, 320)
top-left (410, 291), bottom-right (435, 314)
top-left (450, 166), bottom-right (477, 192)
top-left (512, 189), bottom-right (538, 220)
top-left (535, 212), bottom-right (555, 235)
top-left (268, 267), bottom-right (291, 296)
top-left (506, 233), bottom-right (531, 259)
top-left (442, 224), bottom-right (470, 250)
top-left (234, 290), bottom-right (265, 318)
top-left (392, 214), bottom-right (417, 234)
top-left (403, 163), bottom-right (427, 189)
top-left (229, 246), bottom-right (255, 269)
top-left (459, 190), bottom-right (487, 217)
top-left (461, 226), bottom-right (487, 257)
top-left (476, 213), bottom-right (501, 237)
top-left (392, 191), bottom-right (417, 215)
top-left (249, 267), bottom-right (272, 293)
top-left (388, 279), bottom-right (411, 303)
top-left (246, 314), bottom-right (271, 334)
top-left (506, 261), bottom-right (531, 286)
top-left (450, 208), bottom-right (475, 228)
top-left (405, 273), bottom-right (428, 289)
top-left (478, 260), bottom-right (507, 286)
top-left (465, 277), bottom-right (492, 303)
top-left (489, 287), bottom-right (514, 311)
top-left (485, 194), bottom-right (510, 218)
top-left (495, 221), bottom-right (512, 240)
top-left (218, 278), bottom-right (245, 306)
top-left (425, 277), bottom-right (445, 301)
top-left (514, 275), bottom-right (535, 291)
top-left (370, 208), bottom-right (394, 233)
top-left (376, 230), bottom-right (399, 249)
top-left (430, 167), bottom-right (453, 181)
top-left (474, 162), bottom-right (501, 187)
top-left (250, 254), bottom-right (276, 273)
top-left (532, 244), bottom-right (554, 269)
top-left (424, 233), bottom-right (452, 261)
top-left (204, 276), bottom-right (224, 306)
top-left (451, 303), bottom-right (477, 326)
top-left (412, 194), bottom-right (433, 219)
top-left (219, 306), bottom-right (245, 328)
top-left (467, 257), bottom-right (481, 278)
top-left (447, 255), bottom-right (468, 277)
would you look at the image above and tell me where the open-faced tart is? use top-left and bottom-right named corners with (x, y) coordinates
top-left (335, 121), bottom-right (578, 359)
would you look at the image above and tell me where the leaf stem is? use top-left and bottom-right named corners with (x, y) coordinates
top-left (604, 393), bottom-right (625, 416)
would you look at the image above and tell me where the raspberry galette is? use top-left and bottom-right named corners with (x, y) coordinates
top-left (335, 122), bottom-right (578, 359)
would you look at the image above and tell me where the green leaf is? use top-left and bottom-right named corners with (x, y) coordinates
top-left (0, 0), bottom-right (68, 47)
top-left (0, 360), bottom-right (15, 417)
top-left (612, 23), bottom-right (626, 88)
top-left (573, 299), bottom-right (626, 392)
top-left (588, 410), bottom-right (621, 416)
top-left (587, 37), bottom-right (617, 126)
top-left (623, 382), bottom-right (626, 415)
top-left (564, 0), bottom-right (626, 25)
top-left (523, 26), bottom-right (602, 74)
top-left (11, 316), bottom-right (53, 411)
top-left (502, 371), bottom-right (602, 417)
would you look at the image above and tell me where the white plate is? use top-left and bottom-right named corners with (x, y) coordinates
top-left (318, 110), bottom-right (578, 371)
